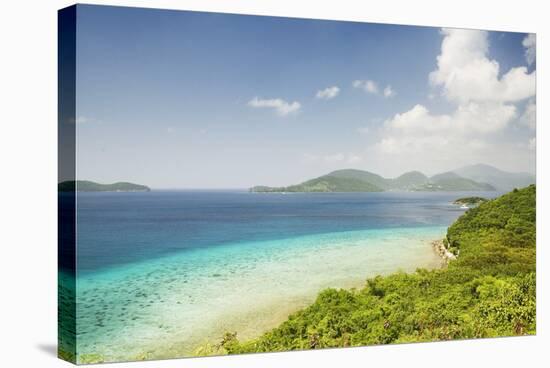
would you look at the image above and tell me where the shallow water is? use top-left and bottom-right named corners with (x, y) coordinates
top-left (63, 190), bottom-right (498, 361)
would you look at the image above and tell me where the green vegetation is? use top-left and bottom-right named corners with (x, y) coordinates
top-left (58, 180), bottom-right (151, 192)
top-left (453, 196), bottom-right (488, 206)
top-left (417, 172), bottom-right (495, 191)
top-left (251, 167), bottom-right (498, 193)
top-left (390, 171), bottom-right (429, 190)
top-left (327, 169), bottom-right (390, 189)
top-left (251, 175), bottom-right (383, 193)
top-left (329, 169), bottom-right (430, 191)
top-left (212, 185), bottom-right (536, 354)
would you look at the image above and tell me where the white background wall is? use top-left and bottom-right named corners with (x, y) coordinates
top-left (0, 0), bottom-right (547, 367)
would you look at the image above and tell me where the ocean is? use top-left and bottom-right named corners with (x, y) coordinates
top-left (62, 190), bottom-right (497, 361)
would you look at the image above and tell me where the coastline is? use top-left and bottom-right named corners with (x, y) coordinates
top-left (73, 227), bottom-right (447, 363)
top-left (218, 186), bottom-right (535, 354)
top-left (431, 239), bottom-right (457, 264)
top-left (184, 233), bottom-right (449, 358)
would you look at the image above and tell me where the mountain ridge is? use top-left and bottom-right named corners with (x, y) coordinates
top-left (251, 164), bottom-right (534, 193)
top-left (453, 163), bottom-right (535, 192)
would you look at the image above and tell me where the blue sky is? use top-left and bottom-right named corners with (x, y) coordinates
top-left (74, 5), bottom-right (536, 188)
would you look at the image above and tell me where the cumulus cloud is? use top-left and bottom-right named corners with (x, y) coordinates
top-left (353, 80), bottom-right (395, 98)
top-left (378, 102), bottom-right (516, 155)
top-left (353, 79), bottom-right (379, 94)
top-left (383, 85), bottom-right (396, 98)
top-left (372, 28), bottom-right (535, 173)
top-left (522, 34), bottom-right (536, 66)
top-left (248, 97), bottom-right (301, 116)
top-left (519, 100), bottom-right (536, 130)
top-left (316, 86), bottom-right (340, 99)
top-left (429, 29), bottom-right (535, 103)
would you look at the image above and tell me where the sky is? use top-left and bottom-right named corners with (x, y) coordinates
top-left (73, 5), bottom-right (536, 189)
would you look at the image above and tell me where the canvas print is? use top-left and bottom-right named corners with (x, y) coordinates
top-left (58, 4), bottom-right (536, 364)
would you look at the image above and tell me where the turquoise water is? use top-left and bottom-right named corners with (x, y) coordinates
top-left (65, 191), bottom-right (497, 361)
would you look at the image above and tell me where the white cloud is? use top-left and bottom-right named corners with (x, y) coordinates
top-left (519, 100), bottom-right (536, 130)
top-left (371, 28), bottom-right (535, 174)
top-left (353, 80), bottom-right (395, 98)
top-left (379, 102), bottom-right (516, 152)
top-left (522, 34), bottom-right (536, 66)
top-left (365, 81), bottom-right (378, 94)
top-left (316, 86), bottom-right (340, 100)
top-left (353, 79), bottom-right (379, 94)
top-left (383, 85), bottom-right (395, 98)
top-left (248, 97), bottom-right (301, 116)
top-left (429, 29), bottom-right (535, 103)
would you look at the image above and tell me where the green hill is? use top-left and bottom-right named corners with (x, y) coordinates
top-left (389, 171), bottom-right (429, 190)
top-left (58, 180), bottom-right (151, 192)
top-left (208, 185), bottom-right (536, 354)
top-left (327, 169), bottom-right (389, 189)
top-left (416, 172), bottom-right (496, 191)
top-left (453, 164), bottom-right (535, 192)
top-left (251, 175), bottom-right (383, 193)
top-left (251, 168), bottom-right (495, 193)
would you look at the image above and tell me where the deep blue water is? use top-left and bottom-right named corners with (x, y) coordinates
top-left (74, 190), bottom-right (499, 273)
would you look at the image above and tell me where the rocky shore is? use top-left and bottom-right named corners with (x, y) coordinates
top-left (432, 239), bottom-right (457, 264)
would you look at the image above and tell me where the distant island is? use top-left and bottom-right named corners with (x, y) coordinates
top-left (453, 196), bottom-right (488, 206)
top-left (250, 169), bottom-right (494, 193)
top-left (250, 164), bottom-right (534, 193)
top-left (452, 164), bottom-right (535, 192)
top-left (58, 180), bottom-right (151, 192)
top-left (251, 175), bottom-right (384, 193)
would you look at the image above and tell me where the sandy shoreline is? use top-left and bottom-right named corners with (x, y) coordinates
top-left (74, 228), bottom-right (447, 363)
top-left (156, 236), bottom-right (449, 359)
top-left (145, 268), bottom-right (376, 359)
